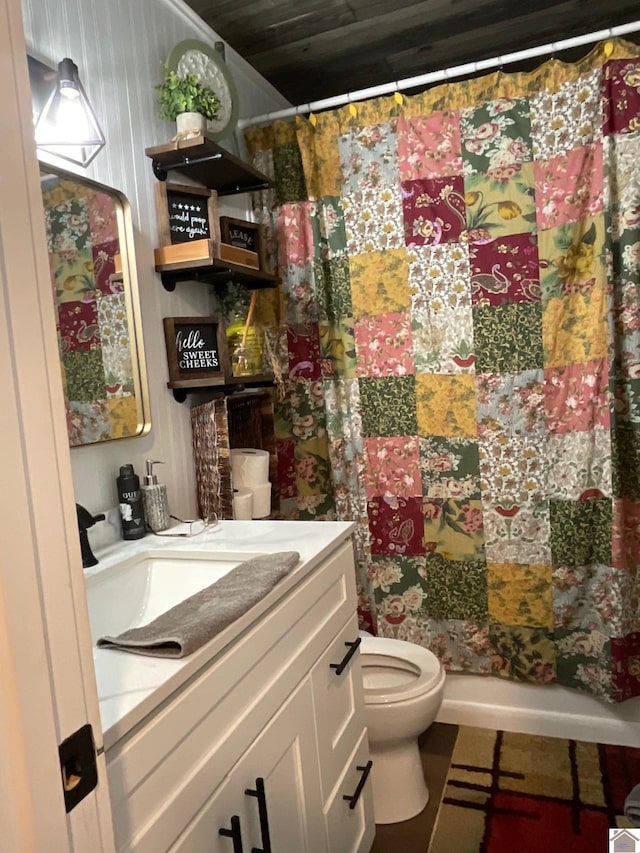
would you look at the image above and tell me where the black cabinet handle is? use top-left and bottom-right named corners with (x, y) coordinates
top-left (342, 760), bottom-right (373, 810)
top-left (329, 637), bottom-right (361, 676)
top-left (219, 815), bottom-right (244, 852)
top-left (245, 777), bottom-right (271, 853)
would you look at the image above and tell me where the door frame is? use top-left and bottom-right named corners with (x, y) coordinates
top-left (0, 0), bottom-right (115, 848)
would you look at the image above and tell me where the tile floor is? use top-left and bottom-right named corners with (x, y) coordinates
top-left (370, 723), bottom-right (458, 853)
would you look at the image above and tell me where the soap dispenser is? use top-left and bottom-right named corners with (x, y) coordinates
top-left (141, 460), bottom-right (170, 533)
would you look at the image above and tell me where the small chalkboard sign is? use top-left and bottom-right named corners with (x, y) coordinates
top-left (220, 216), bottom-right (265, 270)
top-left (155, 183), bottom-right (220, 247)
top-left (163, 316), bottom-right (229, 387)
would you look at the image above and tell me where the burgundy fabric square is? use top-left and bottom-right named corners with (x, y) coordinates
top-left (603, 59), bottom-right (640, 135)
top-left (288, 323), bottom-right (322, 380)
top-left (93, 240), bottom-right (121, 295)
top-left (368, 495), bottom-right (425, 556)
top-left (58, 300), bottom-right (100, 352)
top-left (611, 631), bottom-right (640, 701)
top-left (469, 233), bottom-right (540, 306)
top-left (401, 176), bottom-right (466, 246)
top-left (276, 439), bottom-right (296, 499)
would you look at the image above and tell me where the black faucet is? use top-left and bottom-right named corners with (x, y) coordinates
top-left (76, 504), bottom-right (106, 568)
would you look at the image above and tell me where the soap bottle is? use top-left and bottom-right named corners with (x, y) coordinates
top-left (116, 463), bottom-right (145, 540)
top-left (141, 459), bottom-right (170, 533)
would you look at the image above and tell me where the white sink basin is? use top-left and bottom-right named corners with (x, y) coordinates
top-left (86, 550), bottom-right (263, 645)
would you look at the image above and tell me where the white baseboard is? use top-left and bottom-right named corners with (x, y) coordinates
top-left (436, 673), bottom-right (640, 747)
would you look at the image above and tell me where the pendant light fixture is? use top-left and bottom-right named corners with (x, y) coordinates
top-left (34, 57), bottom-right (106, 167)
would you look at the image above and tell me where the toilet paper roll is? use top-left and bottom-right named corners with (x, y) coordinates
top-left (233, 489), bottom-right (253, 520)
top-left (250, 481), bottom-right (272, 518)
top-left (230, 448), bottom-right (270, 488)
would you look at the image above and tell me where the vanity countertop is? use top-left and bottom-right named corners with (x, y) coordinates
top-left (86, 519), bottom-right (355, 750)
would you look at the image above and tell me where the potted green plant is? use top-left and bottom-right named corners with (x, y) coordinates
top-left (156, 66), bottom-right (221, 136)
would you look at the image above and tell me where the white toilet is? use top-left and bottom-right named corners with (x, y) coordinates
top-left (359, 633), bottom-right (446, 824)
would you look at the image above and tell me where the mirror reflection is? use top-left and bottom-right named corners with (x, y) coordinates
top-left (40, 167), bottom-right (150, 446)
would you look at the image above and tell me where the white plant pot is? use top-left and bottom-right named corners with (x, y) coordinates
top-left (175, 112), bottom-right (207, 137)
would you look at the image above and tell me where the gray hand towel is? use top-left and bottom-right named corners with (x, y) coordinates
top-left (625, 783), bottom-right (640, 826)
top-left (96, 551), bottom-right (300, 658)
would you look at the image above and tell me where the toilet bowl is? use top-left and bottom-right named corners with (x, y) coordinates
top-left (359, 634), bottom-right (445, 824)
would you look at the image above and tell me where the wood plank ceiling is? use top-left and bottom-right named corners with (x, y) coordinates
top-left (183, 0), bottom-right (640, 107)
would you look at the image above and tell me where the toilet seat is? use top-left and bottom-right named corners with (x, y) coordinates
top-left (359, 637), bottom-right (443, 705)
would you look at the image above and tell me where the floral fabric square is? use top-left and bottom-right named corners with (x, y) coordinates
top-left (105, 395), bottom-right (138, 439)
top-left (463, 163), bottom-right (537, 243)
top-left (338, 121), bottom-right (399, 194)
top-left (476, 370), bottom-right (545, 436)
top-left (409, 243), bottom-right (474, 373)
top-left (289, 378), bottom-right (327, 442)
top-left (554, 628), bottom-right (611, 701)
top-left (283, 261), bottom-right (318, 325)
top-left (368, 495), bottom-right (425, 556)
top-left (397, 112), bottom-right (463, 179)
top-left (546, 429), bottom-right (611, 500)
top-left (313, 255), bottom-right (351, 322)
top-left (543, 358), bottom-right (610, 434)
top-left (422, 553), bottom-right (488, 622)
top-left (553, 564), bottom-right (631, 636)
top-left (603, 59), bottom-right (640, 135)
top-left (363, 436), bottom-right (421, 499)
top-left (359, 375), bottom-right (418, 437)
top-left (478, 432), bottom-right (546, 505)
top-left (608, 132), bottom-right (640, 215)
top-left (401, 176), bottom-right (466, 246)
top-left (92, 239), bottom-right (120, 295)
top-left (311, 197), bottom-right (347, 261)
top-left (288, 324), bottom-right (322, 381)
top-left (420, 436), bottom-right (481, 500)
top-left (67, 400), bottom-right (110, 446)
top-left (294, 446), bottom-right (332, 496)
top-left (530, 69), bottom-right (603, 159)
top-left (473, 302), bottom-right (543, 373)
top-left (490, 624), bottom-right (556, 685)
top-left (343, 185), bottom-right (404, 255)
top-left (423, 498), bottom-right (485, 561)
top-left (318, 320), bottom-right (356, 379)
top-left (415, 374), bottom-right (477, 438)
top-left (97, 293), bottom-right (133, 393)
top-left (488, 562), bottom-right (553, 628)
top-left (549, 497), bottom-right (612, 567)
top-left (460, 97), bottom-right (531, 176)
top-left (611, 632), bottom-right (640, 701)
top-left (369, 555), bottom-right (426, 596)
top-left (482, 500), bottom-right (551, 565)
top-left (276, 439), bottom-right (296, 499)
top-left (277, 202), bottom-right (316, 267)
top-left (50, 249), bottom-right (96, 304)
top-left (323, 378), bottom-right (363, 444)
top-left (612, 498), bottom-right (640, 571)
top-left (534, 144), bottom-right (604, 231)
top-left (59, 300), bottom-right (100, 353)
top-left (469, 233), bottom-right (540, 306)
top-left (428, 619), bottom-right (493, 674)
top-left (354, 311), bottom-right (414, 378)
top-left (349, 248), bottom-right (410, 316)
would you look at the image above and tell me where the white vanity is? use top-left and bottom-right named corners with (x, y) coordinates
top-left (85, 520), bottom-right (375, 853)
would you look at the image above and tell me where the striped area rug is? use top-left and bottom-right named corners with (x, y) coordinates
top-left (428, 725), bottom-right (640, 853)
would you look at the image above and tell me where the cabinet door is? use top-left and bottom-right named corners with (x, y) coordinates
top-left (171, 678), bottom-right (327, 853)
top-left (325, 730), bottom-right (375, 853)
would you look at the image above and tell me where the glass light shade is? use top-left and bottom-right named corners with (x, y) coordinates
top-left (34, 58), bottom-right (106, 167)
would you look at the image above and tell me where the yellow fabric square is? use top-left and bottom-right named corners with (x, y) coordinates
top-left (349, 248), bottom-right (410, 317)
top-left (487, 562), bottom-right (553, 628)
top-left (416, 374), bottom-right (477, 437)
top-left (106, 395), bottom-right (140, 439)
top-left (542, 283), bottom-right (608, 367)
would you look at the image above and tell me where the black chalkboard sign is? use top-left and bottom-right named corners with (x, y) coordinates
top-left (155, 183), bottom-right (219, 247)
top-left (163, 316), bottom-right (229, 387)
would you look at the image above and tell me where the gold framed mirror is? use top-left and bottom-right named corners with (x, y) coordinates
top-left (40, 166), bottom-right (150, 446)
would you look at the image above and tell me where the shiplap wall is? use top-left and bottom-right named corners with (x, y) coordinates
top-left (20, 0), bottom-right (289, 517)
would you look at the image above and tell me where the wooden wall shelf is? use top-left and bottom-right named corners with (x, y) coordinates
top-left (145, 135), bottom-right (271, 195)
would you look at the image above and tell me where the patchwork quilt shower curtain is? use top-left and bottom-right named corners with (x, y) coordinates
top-left (245, 40), bottom-right (640, 702)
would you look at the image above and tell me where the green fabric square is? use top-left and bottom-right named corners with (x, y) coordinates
top-left (359, 376), bottom-right (417, 437)
top-left (549, 498), bottom-right (612, 566)
top-left (612, 378), bottom-right (640, 430)
top-left (273, 142), bottom-right (307, 204)
top-left (314, 254), bottom-right (352, 322)
top-left (370, 555), bottom-right (427, 604)
top-left (554, 627), bottom-right (612, 702)
top-left (420, 436), bottom-right (481, 499)
top-left (62, 349), bottom-right (105, 402)
top-left (312, 197), bottom-right (347, 261)
top-left (473, 302), bottom-right (543, 373)
top-left (489, 623), bottom-right (555, 684)
top-left (424, 553), bottom-right (488, 621)
top-left (612, 427), bottom-right (640, 499)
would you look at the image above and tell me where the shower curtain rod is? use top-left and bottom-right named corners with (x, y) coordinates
top-left (238, 19), bottom-right (640, 130)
